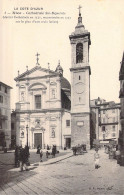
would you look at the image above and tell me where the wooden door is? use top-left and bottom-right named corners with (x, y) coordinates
top-left (34, 133), bottom-right (42, 148)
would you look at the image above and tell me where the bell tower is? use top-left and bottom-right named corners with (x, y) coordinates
top-left (69, 6), bottom-right (91, 149)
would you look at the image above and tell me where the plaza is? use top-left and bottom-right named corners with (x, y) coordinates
top-left (0, 2), bottom-right (124, 195)
top-left (0, 148), bottom-right (124, 195)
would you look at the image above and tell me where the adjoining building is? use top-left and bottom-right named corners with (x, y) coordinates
top-left (91, 97), bottom-right (120, 144)
top-left (14, 61), bottom-right (71, 149)
top-left (118, 52), bottom-right (124, 166)
top-left (11, 110), bottom-right (16, 149)
top-left (0, 81), bottom-right (12, 149)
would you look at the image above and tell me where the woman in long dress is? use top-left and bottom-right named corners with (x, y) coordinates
top-left (94, 150), bottom-right (100, 169)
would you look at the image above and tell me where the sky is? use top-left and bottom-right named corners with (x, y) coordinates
top-left (0, 0), bottom-right (124, 109)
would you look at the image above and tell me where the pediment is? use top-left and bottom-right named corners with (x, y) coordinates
top-left (27, 69), bottom-right (48, 78)
top-left (15, 66), bottom-right (58, 81)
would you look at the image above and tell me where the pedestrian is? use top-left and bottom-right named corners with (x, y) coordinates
top-left (37, 145), bottom-right (40, 154)
top-left (40, 149), bottom-right (43, 162)
top-left (94, 150), bottom-right (100, 169)
top-left (47, 144), bottom-right (50, 150)
top-left (72, 146), bottom-right (77, 155)
top-left (14, 145), bottom-right (20, 167)
top-left (46, 150), bottom-right (49, 158)
top-left (52, 145), bottom-right (56, 158)
top-left (25, 145), bottom-right (30, 166)
top-left (19, 147), bottom-right (28, 171)
top-left (116, 145), bottom-right (121, 164)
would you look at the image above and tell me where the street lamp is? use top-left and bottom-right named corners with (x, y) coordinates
top-left (31, 127), bottom-right (34, 149)
top-left (26, 125), bottom-right (28, 147)
top-left (41, 127), bottom-right (45, 149)
top-left (26, 124), bottom-right (30, 166)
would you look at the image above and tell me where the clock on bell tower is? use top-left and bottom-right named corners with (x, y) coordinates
top-left (69, 6), bottom-right (91, 149)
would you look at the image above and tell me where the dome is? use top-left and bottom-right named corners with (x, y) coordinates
top-left (61, 77), bottom-right (71, 102)
top-left (61, 77), bottom-right (71, 90)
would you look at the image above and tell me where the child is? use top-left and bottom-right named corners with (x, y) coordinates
top-left (94, 150), bottom-right (100, 169)
top-left (40, 149), bottom-right (43, 162)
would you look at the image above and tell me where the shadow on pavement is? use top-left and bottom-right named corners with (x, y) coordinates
top-left (0, 166), bottom-right (38, 192)
top-left (0, 149), bottom-right (71, 192)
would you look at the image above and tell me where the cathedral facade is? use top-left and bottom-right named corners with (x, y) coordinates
top-left (15, 62), bottom-right (71, 149)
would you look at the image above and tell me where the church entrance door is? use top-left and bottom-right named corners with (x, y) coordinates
top-left (66, 138), bottom-right (71, 149)
top-left (34, 133), bottom-right (42, 148)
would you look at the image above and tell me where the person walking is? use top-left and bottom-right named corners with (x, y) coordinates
top-left (40, 149), bottom-right (43, 162)
top-left (19, 147), bottom-right (28, 171)
top-left (14, 145), bottom-right (20, 167)
top-left (94, 150), bottom-right (100, 169)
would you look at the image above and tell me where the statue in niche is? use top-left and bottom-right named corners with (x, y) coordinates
top-left (35, 119), bottom-right (41, 128)
top-left (21, 131), bottom-right (24, 138)
top-left (21, 92), bottom-right (25, 101)
top-left (51, 128), bottom-right (55, 138)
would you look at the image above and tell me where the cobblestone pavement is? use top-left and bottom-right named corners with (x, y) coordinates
top-left (0, 149), bottom-right (70, 175)
top-left (0, 149), bottom-right (124, 195)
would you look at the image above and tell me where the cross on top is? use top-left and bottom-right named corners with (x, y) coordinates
top-left (48, 62), bottom-right (50, 69)
top-left (78, 5), bottom-right (82, 15)
top-left (36, 52), bottom-right (40, 65)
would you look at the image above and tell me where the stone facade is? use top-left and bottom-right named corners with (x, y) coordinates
top-left (91, 98), bottom-right (120, 144)
top-left (14, 64), bottom-right (71, 149)
top-left (71, 113), bottom-right (90, 146)
top-left (118, 52), bottom-right (124, 166)
top-left (0, 82), bottom-right (12, 149)
top-left (69, 11), bottom-right (91, 148)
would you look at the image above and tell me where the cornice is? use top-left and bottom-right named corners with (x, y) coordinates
top-left (71, 112), bottom-right (90, 115)
top-left (16, 74), bottom-right (59, 82)
top-left (70, 66), bottom-right (91, 75)
top-left (15, 108), bottom-right (66, 114)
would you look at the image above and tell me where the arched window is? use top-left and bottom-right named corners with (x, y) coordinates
top-left (76, 43), bottom-right (83, 63)
top-left (79, 75), bottom-right (81, 80)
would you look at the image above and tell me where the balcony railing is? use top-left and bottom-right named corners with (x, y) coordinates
top-left (99, 122), bottom-right (118, 126)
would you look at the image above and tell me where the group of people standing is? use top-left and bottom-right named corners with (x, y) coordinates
top-left (36, 144), bottom-right (57, 161)
top-left (15, 145), bottom-right (30, 171)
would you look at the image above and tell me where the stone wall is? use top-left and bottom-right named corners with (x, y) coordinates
top-left (71, 113), bottom-right (90, 149)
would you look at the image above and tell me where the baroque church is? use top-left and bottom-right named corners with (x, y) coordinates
top-left (15, 61), bottom-right (71, 149)
top-left (15, 7), bottom-right (91, 149)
